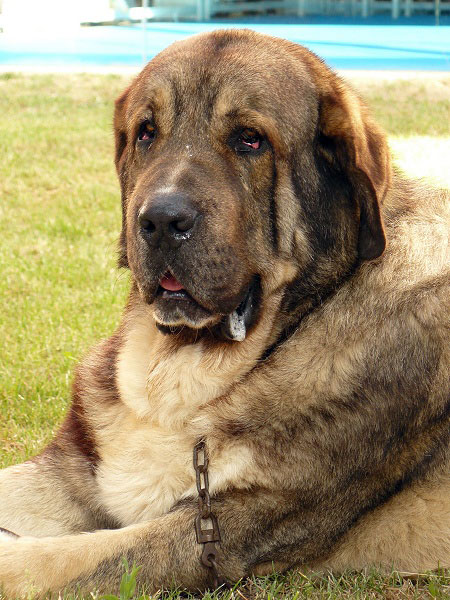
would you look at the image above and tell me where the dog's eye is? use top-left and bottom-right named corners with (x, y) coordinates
top-left (137, 121), bottom-right (156, 144)
top-left (236, 129), bottom-right (263, 153)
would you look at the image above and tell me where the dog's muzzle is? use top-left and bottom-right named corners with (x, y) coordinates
top-left (138, 193), bottom-right (200, 251)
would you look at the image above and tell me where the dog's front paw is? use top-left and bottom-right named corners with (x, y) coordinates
top-left (0, 537), bottom-right (42, 598)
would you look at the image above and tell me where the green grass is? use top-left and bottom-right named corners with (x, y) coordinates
top-left (103, 561), bottom-right (450, 600)
top-left (0, 73), bottom-right (449, 598)
top-left (354, 77), bottom-right (450, 137)
top-left (0, 73), bottom-right (130, 463)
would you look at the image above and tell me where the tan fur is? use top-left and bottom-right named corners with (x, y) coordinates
top-left (0, 461), bottom-right (100, 538)
top-left (0, 518), bottom-right (175, 596)
top-left (320, 476), bottom-right (450, 573)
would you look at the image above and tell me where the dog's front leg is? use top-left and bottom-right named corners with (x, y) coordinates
top-left (0, 455), bottom-right (110, 538)
top-left (0, 487), bottom-right (298, 598)
top-left (0, 505), bottom-right (227, 598)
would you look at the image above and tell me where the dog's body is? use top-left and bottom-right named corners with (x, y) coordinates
top-left (0, 30), bottom-right (449, 596)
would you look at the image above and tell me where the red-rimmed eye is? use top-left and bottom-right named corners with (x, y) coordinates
top-left (138, 121), bottom-right (156, 143)
top-left (236, 128), bottom-right (263, 153)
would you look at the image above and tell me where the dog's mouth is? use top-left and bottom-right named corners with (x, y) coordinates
top-left (153, 271), bottom-right (261, 341)
top-left (158, 271), bottom-right (191, 299)
top-left (153, 270), bottom-right (215, 330)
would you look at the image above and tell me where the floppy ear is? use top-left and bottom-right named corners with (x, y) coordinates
top-left (113, 86), bottom-right (131, 268)
top-left (317, 79), bottom-right (391, 261)
top-left (114, 86), bottom-right (131, 176)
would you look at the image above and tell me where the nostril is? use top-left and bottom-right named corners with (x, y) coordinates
top-left (169, 217), bottom-right (194, 235)
top-left (140, 218), bottom-right (156, 233)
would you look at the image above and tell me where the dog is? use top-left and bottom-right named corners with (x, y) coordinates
top-left (0, 29), bottom-right (449, 597)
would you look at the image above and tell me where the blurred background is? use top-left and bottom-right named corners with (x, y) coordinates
top-left (0, 0), bottom-right (449, 71)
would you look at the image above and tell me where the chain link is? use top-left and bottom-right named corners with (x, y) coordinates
top-left (193, 441), bottom-right (229, 589)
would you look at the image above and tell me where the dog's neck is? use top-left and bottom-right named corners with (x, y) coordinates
top-left (116, 290), bottom-right (284, 428)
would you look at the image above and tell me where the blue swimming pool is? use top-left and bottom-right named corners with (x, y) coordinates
top-left (1, 18), bottom-right (449, 71)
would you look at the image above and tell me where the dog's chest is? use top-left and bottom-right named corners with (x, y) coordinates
top-left (96, 418), bottom-right (197, 526)
top-left (95, 342), bottom-right (208, 525)
top-left (93, 322), bottom-right (262, 526)
top-left (95, 413), bottom-right (257, 527)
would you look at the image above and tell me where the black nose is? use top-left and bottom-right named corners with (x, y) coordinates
top-left (139, 194), bottom-right (199, 249)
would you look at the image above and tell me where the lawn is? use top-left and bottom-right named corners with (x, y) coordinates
top-left (0, 72), bottom-right (449, 599)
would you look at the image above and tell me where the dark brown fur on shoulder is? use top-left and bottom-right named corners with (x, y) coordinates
top-left (0, 29), bottom-right (448, 598)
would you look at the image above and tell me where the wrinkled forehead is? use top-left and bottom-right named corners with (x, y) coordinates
top-left (128, 32), bottom-right (319, 139)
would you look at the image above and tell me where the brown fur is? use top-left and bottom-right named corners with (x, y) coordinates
top-left (0, 30), bottom-right (449, 598)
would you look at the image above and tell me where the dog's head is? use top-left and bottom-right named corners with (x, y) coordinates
top-left (114, 30), bottom-right (390, 340)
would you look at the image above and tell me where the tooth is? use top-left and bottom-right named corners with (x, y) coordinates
top-left (226, 310), bottom-right (246, 342)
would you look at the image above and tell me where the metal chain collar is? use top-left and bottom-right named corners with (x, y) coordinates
top-left (193, 441), bottom-right (229, 589)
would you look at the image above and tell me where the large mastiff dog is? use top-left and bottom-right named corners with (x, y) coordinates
top-left (0, 29), bottom-right (449, 596)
